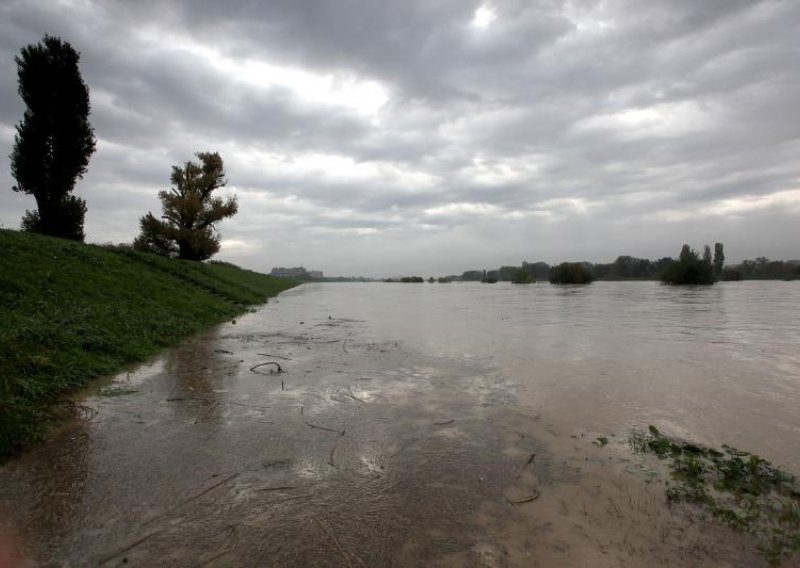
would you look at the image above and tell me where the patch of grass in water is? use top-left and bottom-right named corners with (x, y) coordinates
top-left (630, 425), bottom-right (800, 565)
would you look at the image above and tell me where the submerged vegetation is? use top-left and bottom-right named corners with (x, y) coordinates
top-left (659, 244), bottom-right (719, 285)
top-left (510, 268), bottom-right (533, 284)
top-left (0, 229), bottom-right (297, 458)
top-left (548, 262), bottom-right (595, 284)
top-left (631, 426), bottom-right (800, 565)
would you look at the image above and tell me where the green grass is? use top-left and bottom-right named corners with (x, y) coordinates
top-left (630, 425), bottom-right (800, 565)
top-left (0, 229), bottom-right (298, 458)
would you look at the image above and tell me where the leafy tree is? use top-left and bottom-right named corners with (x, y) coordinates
top-left (549, 262), bottom-right (594, 284)
top-left (713, 243), bottom-right (725, 278)
top-left (10, 35), bottom-right (96, 241)
top-left (134, 152), bottom-right (238, 261)
top-left (659, 244), bottom-right (715, 285)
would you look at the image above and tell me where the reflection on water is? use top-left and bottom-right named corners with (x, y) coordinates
top-left (0, 280), bottom-right (798, 566)
top-left (272, 281), bottom-right (800, 469)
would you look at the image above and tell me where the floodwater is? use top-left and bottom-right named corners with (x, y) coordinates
top-left (1, 281), bottom-right (799, 567)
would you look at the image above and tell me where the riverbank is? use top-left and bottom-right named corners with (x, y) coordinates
top-left (0, 229), bottom-right (298, 458)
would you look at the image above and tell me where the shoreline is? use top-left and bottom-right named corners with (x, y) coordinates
top-left (0, 229), bottom-right (299, 459)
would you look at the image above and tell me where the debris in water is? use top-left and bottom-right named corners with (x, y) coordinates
top-left (516, 453), bottom-right (536, 478)
top-left (257, 353), bottom-right (291, 360)
top-left (250, 361), bottom-right (284, 374)
top-left (304, 421), bottom-right (346, 436)
top-left (506, 490), bottom-right (540, 506)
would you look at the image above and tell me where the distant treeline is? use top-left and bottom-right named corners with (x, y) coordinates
top-left (722, 258), bottom-right (800, 281)
top-left (453, 255), bottom-right (799, 283)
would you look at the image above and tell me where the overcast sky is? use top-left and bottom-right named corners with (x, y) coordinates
top-left (1, 0), bottom-right (798, 276)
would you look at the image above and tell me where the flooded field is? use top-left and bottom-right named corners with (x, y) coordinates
top-left (2, 281), bottom-right (799, 566)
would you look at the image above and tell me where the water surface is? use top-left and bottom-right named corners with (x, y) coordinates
top-left (294, 281), bottom-right (800, 468)
top-left (1, 280), bottom-right (798, 566)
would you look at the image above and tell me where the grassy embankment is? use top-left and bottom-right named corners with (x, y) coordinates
top-left (0, 229), bottom-right (298, 458)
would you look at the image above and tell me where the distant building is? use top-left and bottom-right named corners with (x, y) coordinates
top-left (270, 266), bottom-right (323, 279)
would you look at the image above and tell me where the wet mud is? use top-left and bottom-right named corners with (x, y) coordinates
top-left (1, 285), bottom-right (798, 567)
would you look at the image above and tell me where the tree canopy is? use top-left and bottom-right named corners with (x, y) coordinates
top-left (10, 35), bottom-right (96, 241)
top-left (134, 152), bottom-right (238, 261)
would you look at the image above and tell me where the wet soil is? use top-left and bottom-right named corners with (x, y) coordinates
top-left (0, 290), bottom-right (797, 567)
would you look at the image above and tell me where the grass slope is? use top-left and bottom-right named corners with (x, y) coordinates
top-left (0, 229), bottom-right (298, 458)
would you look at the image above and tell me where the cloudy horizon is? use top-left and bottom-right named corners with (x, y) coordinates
top-left (1, 0), bottom-right (798, 277)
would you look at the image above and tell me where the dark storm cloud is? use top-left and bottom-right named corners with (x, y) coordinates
top-left (1, 0), bottom-right (798, 275)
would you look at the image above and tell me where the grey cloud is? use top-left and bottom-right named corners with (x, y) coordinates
top-left (1, 0), bottom-right (799, 274)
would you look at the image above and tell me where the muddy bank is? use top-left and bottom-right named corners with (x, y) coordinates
top-left (1, 285), bottom-right (797, 566)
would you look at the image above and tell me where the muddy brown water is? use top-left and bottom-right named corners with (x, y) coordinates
top-left (2, 281), bottom-right (799, 567)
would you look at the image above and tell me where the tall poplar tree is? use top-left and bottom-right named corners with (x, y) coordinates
top-left (713, 243), bottom-right (725, 279)
top-left (10, 35), bottom-right (96, 241)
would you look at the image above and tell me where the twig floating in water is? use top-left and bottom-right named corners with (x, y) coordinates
top-left (243, 418), bottom-right (273, 424)
top-left (506, 489), bottom-right (540, 506)
top-left (257, 353), bottom-right (292, 360)
top-left (343, 390), bottom-right (367, 404)
top-left (304, 420), bottom-right (346, 436)
top-left (328, 440), bottom-right (339, 468)
top-left (273, 339), bottom-right (341, 345)
top-left (250, 361), bottom-right (284, 374)
top-left (516, 453), bottom-right (536, 478)
top-left (225, 400), bottom-right (274, 410)
top-left (313, 518), bottom-right (367, 568)
top-left (96, 530), bottom-right (157, 565)
top-left (143, 472), bottom-right (240, 526)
